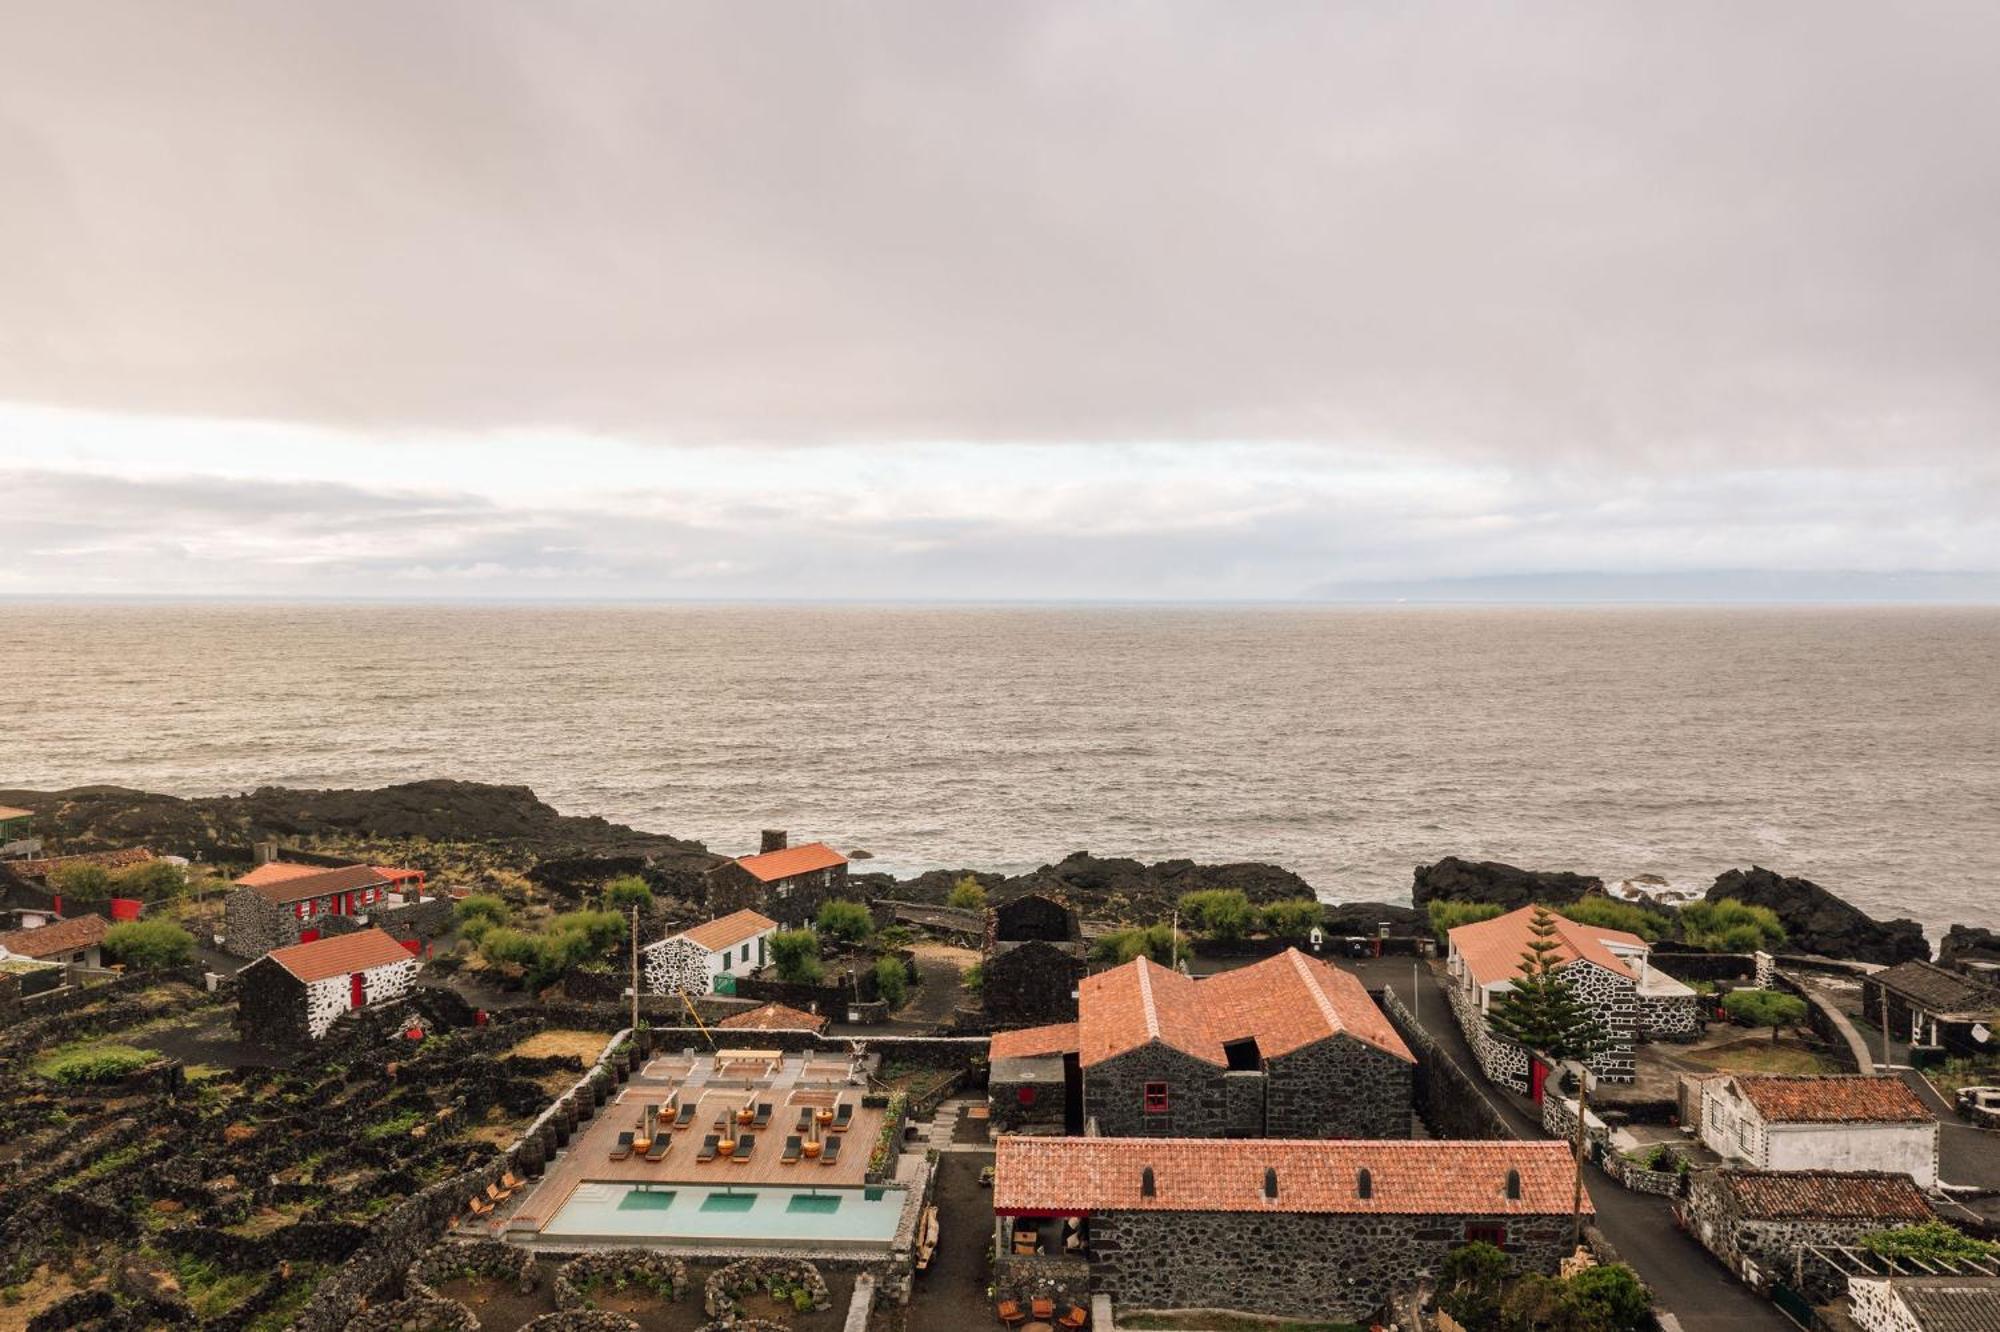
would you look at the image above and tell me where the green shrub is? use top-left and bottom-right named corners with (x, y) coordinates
top-left (946, 875), bottom-right (987, 911)
top-left (38, 1043), bottom-right (155, 1085)
top-left (104, 918), bottom-right (196, 969)
top-left (816, 899), bottom-right (875, 943)
top-left (876, 924), bottom-right (916, 950)
top-left (478, 926), bottom-right (541, 972)
top-left (873, 955), bottom-right (909, 1007)
top-left (770, 929), bottom-right (823, 984)
top-left (1861, 1220), bottom-right (1998, 1263)
top-left (112, 860), bottom-right (190, 901)
top-left (1177, 889), bottom-right (1254, 944)
top-left (456, 894), bottom-right (510, 929)
top-left (1720, 988), bottom-right (1807, 1034)
top-left (603, 876), bottom-right (654, 910)
top-left (1259, 898), bottom-right (1325, 940)
top-left (1091, 923), bottom-right (1187, 967)
top-left (549, 909), bottom-right (625, 955)
top-left (961, 963), bottom-right (983, 993)
top-left (49, 862), bottom-right (114, 902)
top-left (1563, 1264), bottom-right (1651, 1332)
top-left (1427, 899), bottom-right (1507, 943)
top-left (1439, 1241), bottom-right (1509, 1330)
top-left (1678, 898), bottom-right (1786, 952)
top-left (1557, 896), bottom-right (1670, 942)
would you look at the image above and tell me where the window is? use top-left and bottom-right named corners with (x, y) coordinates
top-left (1465, 1222), bottom-right (1507, 1249)
top-left (1016, 1085), bottom-right (1037, 1107)
top-left (1143, 1082), bottom-right (1169, 1114)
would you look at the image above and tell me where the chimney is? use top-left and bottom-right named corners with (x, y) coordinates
top-left (760, 830), bottom-right (788, 854)
top-left (254, 841), bottom-right (278, 865)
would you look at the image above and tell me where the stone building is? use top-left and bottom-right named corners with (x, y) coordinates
top-left (640, 908), bottom-right (778, 997)
top-left (1864, 960), bottom-right (2000, 1060)
top-left (982, 893), bottom-right (1088, 1029)
top-left (989, 1021), bottom-right (1079, 1134)
top-left (988, 948), bottom-right (1415, 1139)
top-left (702, 831), bottom-right (846, 928)
top-left (1679, 1168), bottom-right (1934, 1293)
top-left (236, 927), bottom-right (422, 1048)
top-left (1699, 1075), bottom-right (1938, 1188)
top-left (1847, 1274), bottom-right (2000, 1332)
top-left (0, 913), bottom-right (108, 969)
top-left (222, 863), bottom-right (399, 956)
top-left (1445, 904), bottom-right (1700, 1088)
top-left (994, 1136), bottom-right (1583, 1322)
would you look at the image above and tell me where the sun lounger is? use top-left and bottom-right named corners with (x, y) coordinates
top-left (1059, 1305), bottom-right (1088, 1329)
top-left (1032, 1298), bottom-right (1056, 1321)
top-left (696, 1134), bottom-right (719, 1163)
top-left (832, 1103), bottom-right (853, 1132)
top-left (645, 1133), bottom-right (670, 1163)
top-left (467, 1196), bottom-right (493, 1216)
top-left (781, 1135), bottom-right (802, 1164)
top-left (673, 1105), bottom-right (696, 1129)
top-left (820, 1135), bottom-right (842, 1166)
top-left (484, 1181), bottom-right (513, 1203)
top-left (753, 1102), bottom-right (772, 1129)
top-left (731, 1134), bottom-right (755, 1162)
top-left (997, 1300), bottom-right (1027, 1327)
top-left (610, 1131), bottom-right (634, 1161)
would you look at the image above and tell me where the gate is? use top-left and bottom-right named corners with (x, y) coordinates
top-left (1530, 1058), bottom-right (1549, 1103)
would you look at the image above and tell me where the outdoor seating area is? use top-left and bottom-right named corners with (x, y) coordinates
top-left (995, 1296), bottom-right (1089, 1328)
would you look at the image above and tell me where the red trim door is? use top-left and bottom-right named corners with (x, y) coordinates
top-left (350, 972), bottom-right (366, 1009)
top-left (1529, 1058), bottom-right (1549, 1103)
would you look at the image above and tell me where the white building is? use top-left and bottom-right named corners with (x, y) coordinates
top-left (642, 908), bottom-right (779, 997)
top-left (1700, 1074), bottom-right (1939, 1189)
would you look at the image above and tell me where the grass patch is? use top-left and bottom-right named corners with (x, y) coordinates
top-left (1686, 1038), bottom-right (1839, 1076)
top-left (506, 1029), bottom-right (610, 1062)
top-left (170, 1254), bottom-right (262, 1320)
top-left (32, 1042), bottom-right (156, 1086)
top-left (360, 1109), bottom-right (425, 1142)
top-left (1929, 1057), bottom-right (2000, 1099)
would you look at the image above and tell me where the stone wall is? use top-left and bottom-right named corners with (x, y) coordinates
top-left (1382, 988), bottom-right (1515, 1139)
top-left (234, 956), bottom-right (312, 1049)
top-left (1265, 1035), bottom-right (1413, 1139)
top-left (1649, 949), bottom-right (1759, 983)
top-left (643, 936), bottom-right (711, 996)
top-left (1680, 1171), bottom-right (1904, 1294)
top-left (981, 940), bottom-right (1085, 1028)
top-left (1085, 1043), bottom-right (1230, 1138)
top-left (222, 889), bottom-right (294, 958)
top-left (1089, 1208), bottom-right (1573, 1321)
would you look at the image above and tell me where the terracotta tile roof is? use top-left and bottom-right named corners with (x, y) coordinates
top-left (1733, 1075), bottom-right (1933, 1125)
top-left (677, 908), bottom-right (778, 953)
top-left (260, 928), bottom-right (415, 983)
top-left (990, 1022), bottom-right (1080, 1061)
top-left (0, 805), bottom-right (33, 820)
top-left (0, 913), bottom-right (109, 959)
top-left (995, 1137), bottom-right (1585, 1216)
top-left (13, 847), bottom-right (156, 879)
top-left (1075, 949), bottom-right (1412, 1069)
top-left (730, 842), bottom-right (847, 883)
top-left (1448, 905), bottom-right (1648, 988)
top-left (1872, 960), bottom-right (2000, 1019)
top-left (717, 1002), bottom-right (829, 1033)
top-left (233, 862), bottom-right (328, 888)
top-left (368, 865), bottom-right (424, 882)
top-left (241, 863), bottom-right (390, 906)
top-left (1714, 1169), bottom-right (1933, 1222)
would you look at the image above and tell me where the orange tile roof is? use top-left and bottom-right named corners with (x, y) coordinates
top-left (1448, 905), bottom-right (1647, 988)
top-left (233, 862), bottom-right (327, 888)
top-left (1715, 1169), bottom-right (1934, 1222)
top-left (0, 805), bottom-right (33, 820)
top-left (990, 1022), bottom-right (1080, 1061)
top-left (995, 1137), bottom-right (1586, 1216)
top-left (1732, 1075), bottom-right (1933, 1125)
top-left (1075, 949), bottom-right (1412, 1069)
top-left (368, 865), bottom-right (423, 882)
top-left (260, 927), bottom-right (414, 983)
top-left (717, 1002), bottom-right (829, 1033)
top-left (731, 842), bottom-right (847, 883)
top-left (677, 908), bottom-right (778, 953)
top-left (13, 847), bottom-right (156, 878)
top-left (0, 913), bottom-right (109, 959)
top-left (241, 863), bottom-right (390, 906)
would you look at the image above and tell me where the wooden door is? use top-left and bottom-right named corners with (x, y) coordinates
top-left (350, 972), bottom-right (366, 1009)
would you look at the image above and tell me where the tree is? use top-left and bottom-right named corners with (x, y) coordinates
top-left (770, 929), bottom-right (823, 984)
top-left (103, 919), bottom-right (196, 969)
top-left (1260, 898), bottom-right (1324, 941)
top-left (50, 862), bottom-right (114, 903)
top-left (1678, 898), bottom-right (1786, 952)
top-left (1426, 899), bottom-right (1507, 943)
top-left (1090, 922), bottom-right (1187, 967)
top-left (1439, 1241), bottom-right (1510, 1331)
top-left (1720, 988), bottom-right (1808, 1041)
top-left (816, 899), bottom-right (875, 944)
top-left (603, 875), bottom-right (654, 911)
top-left (455, 894), bottom-right (510, 944)
top-left (112, 860), bottom-right (190, 901)
top-left (873, 955), bottom-right (909, 1007)
top-left (1485, 907), bottom-right (1612, 1064)
top-left (946, 875), bottom-right (987, 911)
top-left (1177, 889), bottom-right (1254, 944)
top-left (1564, 1264), bottom-right (1651, 1332)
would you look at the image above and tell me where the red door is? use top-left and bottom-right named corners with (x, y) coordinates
top-left (1529, 1058), bottom-right (1549, 1103)
top-left (350, 972), bottom-right (366, 1009)
top-left (299, 929), bottom-right (321, 944)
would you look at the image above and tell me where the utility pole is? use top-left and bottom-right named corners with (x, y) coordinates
top-left (1570, 1060), bottom-right (1591, 1249)
top-left (1412, 958), bottom-right (1420, 1024)
top-left (629, 905), bottom-right (640, 1035)
top-left (1879, 980), bottom-right (1891, 1071)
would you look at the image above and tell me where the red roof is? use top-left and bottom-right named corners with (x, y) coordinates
top-left (677, 908), bottom-right (778, 953)
top-left (233, 862), bottom-right (326, 888)
top-left (0, 805), bottom-right (33, 821)
top-left (717, 1002), bottom-right (829, 1033)
top-left (996, 1137), bottom-right (1585, 1216)
top-left (731, 842), bottom-right (847, 883)
top-left (0, 913), bottom-right (109, 959)
top-left (1075, 949), bottom-right (1412, 1069)
top-left (1448, 905), bottom-right (1649, 988)
top-left (240, 864), bottom-right (389, 906)
top-left (1731, 1075), bottom-right (1933, 1125)
top-left (990, 1023), bottom-right (1080, 1061)
top-left (1715, 1169), bottom-right (1934, 1221)
top-left (260, 928), bottom-right (414, 983)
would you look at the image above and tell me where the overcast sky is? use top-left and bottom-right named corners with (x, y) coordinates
top-left (3, 2), bottom-right (1997, 600)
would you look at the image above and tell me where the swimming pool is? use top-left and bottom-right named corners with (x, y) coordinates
top-left (543, 1182), bottom-right (907, 1247)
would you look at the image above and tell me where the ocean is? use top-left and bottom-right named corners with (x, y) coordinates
top-left (1, 602), bottom-right (1994, 939)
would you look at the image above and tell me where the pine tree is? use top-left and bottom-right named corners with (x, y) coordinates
top-left (1486, 906), bottom-right (1611, 1067)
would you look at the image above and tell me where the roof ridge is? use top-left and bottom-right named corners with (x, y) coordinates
top-left (1287, 948), bottom-right (1346, 1037)
top-left (1136, 957), bottom-right (1162, 1041)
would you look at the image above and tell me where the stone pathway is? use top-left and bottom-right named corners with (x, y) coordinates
top-left (923, 1096), bottom-right (992, 1154)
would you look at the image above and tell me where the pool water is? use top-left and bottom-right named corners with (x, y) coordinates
top-left (546, 1183), bottom-right (906, 1246)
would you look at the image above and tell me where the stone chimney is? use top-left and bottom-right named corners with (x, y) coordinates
top-left (760, 830), bottom-right (788, 854)
top-left (254, 841), bottom-right (278, 865)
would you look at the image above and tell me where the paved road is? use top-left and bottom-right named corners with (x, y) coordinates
top-left (1350, 957), bottom-right (1792, 1332)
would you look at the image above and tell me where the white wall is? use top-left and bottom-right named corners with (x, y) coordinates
top-left (1765, 1122), bottom-right (1938, 1189)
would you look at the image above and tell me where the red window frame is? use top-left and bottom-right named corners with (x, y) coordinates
top-left (1143, 1081), bottom-right (1169, 1114)
top-left (1016, 1085), bottom-right (1037, 1107)
top-left (1465, 1222), bottom-right (1507, 1249)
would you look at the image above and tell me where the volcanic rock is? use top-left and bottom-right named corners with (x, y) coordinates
top-left (1410, 856), bottom-right (1601, 910)
top-left (1939, 924), bottom-right (2000, 969)
top-left (1708, 866), bottom-right (1928, 965)
top-left (883, 850), bottom-right (1321, 923)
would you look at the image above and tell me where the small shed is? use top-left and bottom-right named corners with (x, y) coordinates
top-left (236, 927), bottom-right (422, 1048)
top-left (0, 913), bottom-right (109, 969)
top-left (641, 908), bottom-right (779, 996)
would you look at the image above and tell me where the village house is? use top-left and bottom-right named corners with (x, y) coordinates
top-left (1680, 1168), bottom-right (1935, 1294)
top-left (1845, 1273), bottom-right (2000, 1332)
top-left (1864, 960), bottom-right (2000, 1060)
top-left (993, 1136), bottom-right (1584, 1322)
top-left (703, 831), bottom-right (846, 928)
top-left (0, 913), bottom-right (109, 969)
top-left (1445, 904), bottom-right (1700, 1088)
top-left (0, 805), bottom-right (37, 858)
top-left (1698, 1074), bottom-right (1938, 1188)
top-left (981, 892), bottom-right (1089, 1029)
top-left (987, 948), bottom-right (1414, 1139)
top-left (235, 927), bottom-right (422, 1048)
top-left (641, 908), bottom-right (778, 997)
top-left (716, 1001), bottom-right (830, 1034)
top-left (222, 862), bottom-right (431, 957)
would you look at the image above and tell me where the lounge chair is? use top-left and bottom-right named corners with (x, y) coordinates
top-left (832, 1103), bottom-right (854, 1132)
top-left (996, 1300), bottom-right (1027, 1328)
top-left (500, 1170), bottom-right (526, 1191)
top-left (610, 1131), bottom-right (634, 1161)
top-left (645, 1134), bottom-right (670, 1163)
top-left (484, 1181), bottom-right (513, 1203)
top-left (798, 1107), bottom-right (815, 1130)
top-left (820, 1135), bottom-right (842, 1166)
top-left (1031, 1298), bottom-right (1056, 1322)
top-left (696, 1134), bottom-right (719, 1163)
top-left (752, 1102), bottom-right (772, 1129)
top-left (673, 1105), bottom-right (696, 1130)
top-left (467, 1196), bottom-right (492, 1216)
top-left (781, 1135), bottom-right (802, 1164)
top-left (1059, 1305), bottom-right (1088, 1329)
top-left (731, 1134), bottom-right (756, 1162)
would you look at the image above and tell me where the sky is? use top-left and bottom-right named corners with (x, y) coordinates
top-left (2, 2), bottom-right (1998, 601)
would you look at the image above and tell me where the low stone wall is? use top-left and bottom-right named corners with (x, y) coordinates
top-left (1379, 988), bottom-right (1514, 1140)
top-left (344, 1295), bottom-right (481, 1331)
top-left (1775, 971), bottom-right (1869, 1073)
top-left (554, 1250), bottom-right (688, 1309)
top-left (521, 1313), bottom-right (639, 1332)
top-left (995, 1253), bottom-right (1091, 1311)
top-left (407, 1239), bottom-right (538, 1299)
top-left (701, 1257), bottom-right (830, 1320)
top-left (1648, 949), bottom-right (1758, 983)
